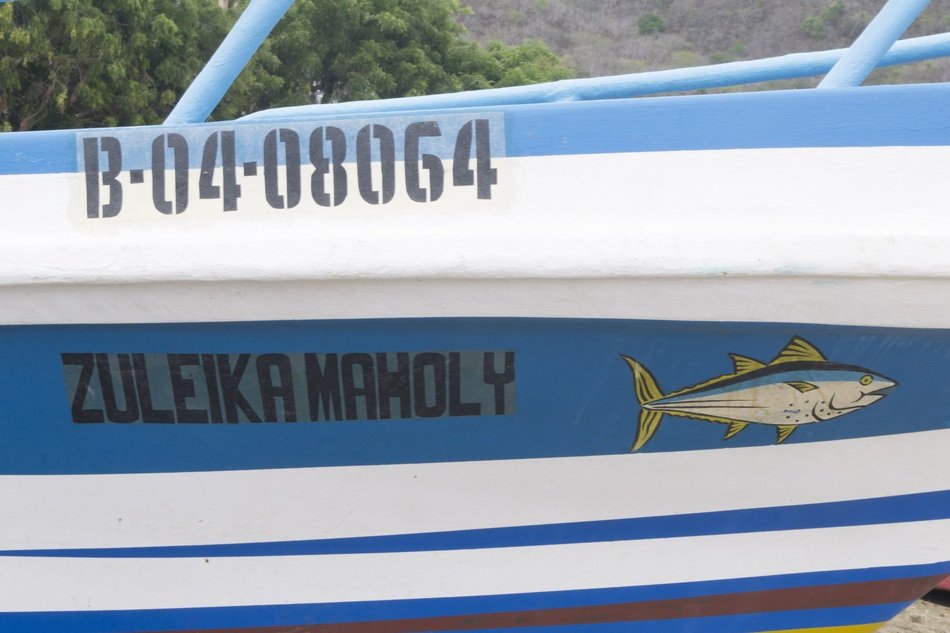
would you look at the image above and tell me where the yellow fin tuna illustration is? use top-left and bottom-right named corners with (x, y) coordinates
top-left (620, 337), bottom-right (896, 452)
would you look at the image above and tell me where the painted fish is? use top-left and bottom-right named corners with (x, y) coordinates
top-left (621, 337), bottom-right (896, 451)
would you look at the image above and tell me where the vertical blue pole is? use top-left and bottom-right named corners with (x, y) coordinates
top-left (164, 0), bottom-right (296, 125)
top-left (818, 0), bottom-right (931, 88)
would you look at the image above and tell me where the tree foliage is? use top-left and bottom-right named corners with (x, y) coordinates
top-left (801, 1), bottom-right (847, 40)
top-left (0, 0), bottom-right (572, 131)
top-left (221, 0), bottom-right (572, 115)
top-left (0, 0), bottom-right (230, 130)
top-left (637, 13), bottom-right (665, 36)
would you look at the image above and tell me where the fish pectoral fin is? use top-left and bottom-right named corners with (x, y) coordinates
top-left (771, 336), bottom-right (827, 365)
top-left (631, 410), bottom-right (664, 452)
top-left (776, 425), bottom-right (797, 444)
top-left (730, 354), bottom-right (766, 373)
top-left (724, 421), bottom-right (749, 440)
top-left (785, 380), bottom-right (818, 393)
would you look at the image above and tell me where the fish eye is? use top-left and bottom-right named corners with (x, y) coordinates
top-left (859, 375), bottom-right (873, 386)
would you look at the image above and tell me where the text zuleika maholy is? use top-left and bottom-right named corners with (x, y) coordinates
top-left (63, 351), bottom-right (515, 424)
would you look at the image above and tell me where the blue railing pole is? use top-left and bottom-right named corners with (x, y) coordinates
top-left (818, 0), bottom-right (931, 88)
top-left (240, 32), bottom-right (950, 122)
top-left (164, 0), bottom-right (296, 125)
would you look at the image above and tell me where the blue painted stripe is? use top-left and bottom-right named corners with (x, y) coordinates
top-left (0, 561), bottom-right (943, 633)
top-left (4, 490), bottom-right (948, 558)
top-left (504, 83), bottom-right (950, 158)
top-left (0, 604), bottom-right (907, 633)
top-left (0, 317), bottom-right (948, 474)
top-left (0, 127), bottom-right (78, 174)
top-left (6, 83), bottom-right (950, 176)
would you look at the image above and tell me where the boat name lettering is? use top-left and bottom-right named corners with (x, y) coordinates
top-left (79, 116), bottom-right (502, 218)
top-left (61, 351), bottom-right (515, 424)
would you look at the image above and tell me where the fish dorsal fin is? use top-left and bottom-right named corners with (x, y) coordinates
top-left (724, 421), bottom-right (749, 440)
top-left (771, 337), bottom-right (826, 365)
top-left (776, 425), bottom-right (797, 444)
top-left (730, 354), bottom-right (766, 374)
top-left (785, 381), bottom-right (818, 393)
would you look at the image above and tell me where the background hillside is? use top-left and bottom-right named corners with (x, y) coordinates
top-left (458, 0), bottom-right (950, 87)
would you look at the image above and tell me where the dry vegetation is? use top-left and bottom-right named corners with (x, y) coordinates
top-left (458, 0), bottom-right (950, 87)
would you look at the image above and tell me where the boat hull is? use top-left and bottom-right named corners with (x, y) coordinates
top-left (2, 84), bottom-right (950, 631)
top-left (0, 316), bottom-right (948, 632)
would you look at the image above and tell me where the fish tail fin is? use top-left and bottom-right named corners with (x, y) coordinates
top-left (631, 410), bottom-right (664, 452)
top-left (620, 355), bottom-right (665, 451)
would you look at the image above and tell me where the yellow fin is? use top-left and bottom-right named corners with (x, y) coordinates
top-left (776, 425), bottom-right (797, 444)
top-left (724, 421), bottom-right (749, 440)
top-left (621, 355), bottom-right (666, 451)
top-left (631, 410), bottom-right (664, 452)
top-left (620, 355), bottom-right (664, 404)
top-left (771, 336), bottom-right (827, 364)
top-left (730, 354), bottom-right (766, 373)
top-left (785, 381), bottom-right (818, 393)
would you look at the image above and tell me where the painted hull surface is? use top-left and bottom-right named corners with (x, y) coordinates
top-left (1, 85), bottom-right (950, 632)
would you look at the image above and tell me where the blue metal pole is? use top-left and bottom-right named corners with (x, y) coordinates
top-left (164, 0), bottom-right (296, 125)
top-left (240, 32), bottom-right (950, 122)
top-left (818, 0), bottom-right (931, 88)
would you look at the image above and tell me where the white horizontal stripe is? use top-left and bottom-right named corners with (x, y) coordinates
top-left (2, 429), bottom-right (949, 551)
top-left (2, 519), bottom-right (950, 612)
top-left (3, 147), bottom-right (950, 326)
top-left (3, 276), bottom-right (950, 328)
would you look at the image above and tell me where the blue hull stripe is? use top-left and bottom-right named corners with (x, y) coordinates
top-left (0, 604), bottom-right (908, 633)
top-left (5, 84), bottom-right (950, 176)
top-left (4, 489), bottom-right (948, 558)
top-left (1, 562), bottom-right (945, 633)
top-left (3, 317), bottom-right (950, 474)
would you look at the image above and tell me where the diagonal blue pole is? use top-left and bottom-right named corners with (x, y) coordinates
top-left (165, 0), bottom-right (296, 125)
top-left (818, 0), bottom-right (931, 88)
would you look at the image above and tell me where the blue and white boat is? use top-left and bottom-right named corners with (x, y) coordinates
top-left (1, 0), bottom-right (949, 631)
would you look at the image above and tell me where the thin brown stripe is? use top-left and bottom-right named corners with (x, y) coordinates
top-left (166, 574), bottom-right (944, 633)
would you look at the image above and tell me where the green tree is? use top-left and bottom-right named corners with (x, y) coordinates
top-left (801, 1), bottom-right (847, 40)
top-left (472, 39), bottom-right (572, 88)
top-left (637, 13), bottom-right (666, 36)
top-left (0, 0), bottom-right (573, 130)
top-left (225, 0), bottom-right (572, 113)
top-left (0, 0), bottom-right (231, 130)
